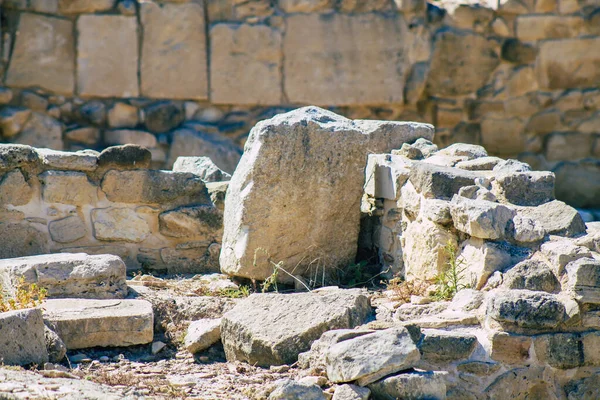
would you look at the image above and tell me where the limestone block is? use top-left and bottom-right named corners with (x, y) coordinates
top-left (565, 375), bottom-right (600, 399)
top-left (0, 170), bottom-right (32, 206)
top-left (438, 143), bottom-right (487, 160)
top-left (489, 331), bottom-right (531, 364)
top-left (97, 145), bottom-right (151, 170)
top-left (426, 29), bottom-right (499, 96)
top-left (545, 132), bottom-right (593, 161)
top-left (332, 385), bottom-right (370, 400)
top-left (269, 380), bottom-right (325, 400)
top-left (0, 107), bottom-right (31, 138)
top-left (368, 371), bottom-right (446, 400)
top-left (516, 15), bottom-right (582, 42)
top-left (221, 290), bottom-right (371, 366)
top-left (40, 171), bottom-right (97, 205)
top-left (420, 329), bottom-right (478, 362)
top-left (537, 38), bottom-right (600, 90)
top-left (484, 367), bottom-right (561, 399)
top-left (450, 196), bottom-right (515, 239)
top-left (284, 14), bottom-right (408, 105)
top-left (104, 130), bottom-right (157, 149)
top-left (77, 15), bottom-right (138, 97)
top-left (403, 219), bottom-right (457, 281)
top-left (58, 0), bottom-right (115, 13)
top-left (491, 171), bottom-right (555, 206)
top-left (0, 223), bottom-right (49, 259)
top-left (0, 253), bottom-right (127, 300)
top-left (0, 308), bottom-right (48, 366)
top-left (364, 154), bottom-right (410, 201)
top-left (0, 145), bottom-right (38, 171)
top-left (16, 112), bottom-right (63, 151)
top-left (409, 162), bottom-right (480, 200)
top-left (541, 239), bottom-right (592, 275)
top-left (92, 208), bottom-right (150, 243)
top-left (43, 299), bottom-right (153, 349)
top-left (516, 200), bottom-right (586, 237)
top-left (6, 13), bottom-right (74, 95)
top-left (582, 332), bottom-right (600, 366)
top-left (48, 215), bottom-right (87, 244)
top-left (107, 103), bottom-right (139, 128)
top-left (455, 157), bottom-right (503, 171)
top-left (65, 127), bottom-right (100, 145)
top-left (457, 238), bottom-right (512, 290)
top-left (419, 199), bottom-right (452, 225)
top-left (172, 156), bottom-right (232, 182)
top-left (278, 0), bottom-right (333, 12)
top-left (160, 243), bottom-right (219, 275)
top-left (143, 102), bottom-right (184, 133)
top-left (220, 107), bottom-right (433, 281)
top-left (159, 205), bottom-right (222, 239)
top-left (298, 329), bottom-right (376, 371)
top-left (184, 319), bottom-right (221, 354)
top-left (533, 333), bottom-right (583, 369)
top-left (37, 148), bottom-right (98, 172)
top-left (140, 2), bottom-right (207, 100)
top-left (480, 117), bottom-right (525, 156)
top-left (512, 214), bottom-right (545, 243)
top-left (503, 259), bottom-right (560, 293)
top-left (210, 24), bottom-right (282, 105)
top-left (565, 258), bottom-right (600, 304)
top-left (101, 170), bottom-right (210, 205)
top-left (553, 159), bottom-right (600, 209)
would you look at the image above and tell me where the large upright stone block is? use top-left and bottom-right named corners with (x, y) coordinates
top-left (140, 2), bottom-right (207, 100)
top-left (537, 38), bottom-right (600, 90)
top-left (210, 24), bottom-right (282, 105)
top-left (220, 107), bottom-right (433, 281)
top-left (283, 14), bottom-right (408, 106)
top-left (6, 13), bottom-right (75, 95)
top-left (77, 15), bottom-right (138, 98)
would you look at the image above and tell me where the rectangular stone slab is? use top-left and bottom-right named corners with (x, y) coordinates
top-left (0, 253), bottom-right (127, 299)
top-left (43, 299), bottom-right (153, 349)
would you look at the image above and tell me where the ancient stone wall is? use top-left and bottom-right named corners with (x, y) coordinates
top-left (0, 0), bottom-right (599, 206)
top-left (0, 144), bottom-right (224, 273)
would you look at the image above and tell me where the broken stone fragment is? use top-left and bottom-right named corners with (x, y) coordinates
top-left (368, 370), bottom-right (447, 400)
top-left (185, 318), bottom-right (221, 354)
top-left (450, 195), bottom-right (515, 240)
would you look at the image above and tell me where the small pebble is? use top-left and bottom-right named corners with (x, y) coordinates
top-left (99, 356), bottom-right (110, 362)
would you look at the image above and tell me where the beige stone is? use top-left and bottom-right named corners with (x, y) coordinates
top-left (92, 208), bottom-right (150, 243)
top-left (58, 0), bottom-right (115, 13)
top-left (284, 14), bottom-right (408, 106)
top-left (140, 2), bottom-right (207, 100)
top-left (185, 319), bottom-right (222, 354)
top-left (583, 332), bottom-right (600, 366)
top-left (6, 13), bottom-right (74, 95)
top-left (37, 148), bottom-right (98, 172)
top-left (77, 15), bottom-right (138, 97)
top-left (104, 130), bottom-right (157, 149)
top-left (458, 238), bottom-right (512, 289)
top-left (481, 117), bottom-right (525, 156)
top-left (43, 299), bottom-right (153, 349)
top-left (537, 38), bottom-right (600, 90)
top-left (0, 170), bottom-right (32, 206)
top-left (525, 109), bottom-right (564, 135)
top-left (516, 15), bottom-right (582, 41)
top-left (0, 308), bottom-right (47, 366)
top-left (107, 103), bottom-right (138, 128)
top-left (489, 331), bottom-right (531, 364)
top-left (278, 0), bottom-right (333, 12)
top-left (545, 132), bottom-right (593, 161)
top-left (160, 244), bottom-right (219, 274)
top-left (210, 24), bottom-right (282, 105)
top-left (506, 66), bottom-right (538, 98)
top-left (0, 222), bottom-right (49, 259)
top-left (64, 127), bottom-right (100, 145)
top-left (0, 108), bottom-right (31, 138)
top-left (16, 112), bottom-right (64, 151)
top-left (40, 171), bottom-right (97, 205)
top-left (159, 205), bottom-right (222, 240)
top-left (48, 215), bottom-right (87, 244)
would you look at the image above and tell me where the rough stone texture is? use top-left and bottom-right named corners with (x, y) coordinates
top-left (364, 154), bottom-right (411, 201)
top-left (140, 2), bottom-right (207, 100)
top-left (16, 112), bottom-right (63, 151)
top-left (534, 333), bottom-right (583, 369)
top-left (484, 367), bottom-right (561, 399)
top-left (541, 240), bottom-right (593, 276)
top-left (537, 38), bottom-right (600, 90)
top-left (185, 318), bottom-right (222, 354)
top-left (6, 13), bottom-right (74, 95)
top-left (48, 215), bottom-right (87, 243)
top-left (220, 289), bottom-right (371, 366)
top-left (172, 156), bottom-right (232, 182)
top-left (553, 160), bottom-right (600, 209)
top-left (325, 327), bottom-right (420, 386)
top-left (0, 107), bottom-right (31, 138)
top-left (332, 384), bottom-right (370, 400)
top-left (565, 375), bottom-right (600, 400)
top-left (268, 379), bottom-right (326, 400)
top-left (565, 258), bottom-right (600, 304)
top-left (77, 15), bottom-right (138, 97)
top-left (0, 308), bottom-right (47, 366)
top-left (503, 259), bottom-right (560, 293)
top-left (37, 149), bottom-right (97, 172)
top-left (0, 253), bottom-right (127, 300)
top-left (457, 238), bottom-right (512, 289)
top-left (92, 208), bottom-right (150, 243)
top-left (40, 171), bottom-right (97, 205)
top-left (211, 24), bottom-right (282, 105)
top-left (43, 299), bottom-right (154, 350)
top-left (516, 200), bottom-right (586, 237)
top-left (158, 205), bottom-right (222, 240)
top-left (58, 0), bottom-right (114, 13)
top-left (44, 325), bottom-right (66, 364)
top-left (97, 145), bottom-right (152, 170)
top-left (491, 171), bottom-right (555, 206)
top-left (409, 162), bottom-right (479, 199)
top-left (298, 329), bottom-right (375, 371)
top-left (0, 169), bottom-right (32, 206)
top-left (368, 371), bottom-right (447, 400)
top-left (284, 14), bottom-right (408, 105)
top-left (450, 196), bottom-right (515, 240)
top-left (489, 331), bottom-right (531, 364)
top-left (107, 103), bottom-right (138, 129)
top-left (420, 329), bottom-right (478, 363)
top-left (220, 107), bottom-right (433, 281)
top-left (0, 222), bottom-right (49, 259)
top-left (512, 214), bottom-right (545, 243)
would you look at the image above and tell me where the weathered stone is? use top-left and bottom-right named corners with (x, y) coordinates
top-left (172, 156), bottom-right (232, 182)
top-left (77, 15), bottom-right (138, 97)
top-left (582, 332), bottom-right (600, 366)
top-left (37, 148), bottom-right (97, 172)
top-left (269, 379), bottom-right (325, 400)
top-left (391, 143), bottom-right (423, 160)
top-left (44, 325), bottom-right (66, 363)
top-left (325, 327), bottom-right (420, 386)
top-left (420, 329), bottom-right (477, 363)
top-left (40, 171), bottom-right (97, 205)
top-left (0, 308), bottom-right (47, 366)
top-left (16, 112), bottom-right (63, 151)
top-left (484, 367), bottom-right (560, 399)
top-left (503, 259), bottom-right (560, 293)
top-left (160, 244), bottom-right (219, 275)
top-left (0, 253), bottom-right (126, 300)
top-left (427, 29), bottom-right (499, 96)
top-left (450, 196), bottom-right (515, 239)
top-left (489, 331), bottom-right (531, 364)
top-left (220, 107), bottom-right (432, 282)
top-left (140, 2), bottom-right (207, 100)
top-left (419, 199), bottom-right (452, 224)
top-left (409, 162), bottom-right (479, 199)
top-left (553, 159), bottom-right (600, 209)
top-left (491, 171), bottom-right (555, 207)
top-left (0, 170), bottom-right (32, 206)
top-left (541, 239), bottom-right (591, 275)
top-left (457, 238), bottom-right (512, 290)
top-left (0, 107), bottom-right (31, 138)
top-left (411, 138), bottom-right (438, 158)
top-left (516, 15), bottom-right (582, 41)
top-left (207, 181), bottom-right (229, 211)
top-left (298, 329), bottom-right (375, 371)
top-left (58, 0), bottom-right (114, 13)
top-left (565, 258), bottom-right (600, 303)
top-left (221, 290), bottom-right (371, 366)
top-left (211, 24), bottom-right (282, 105)
top-left (364, 154), bottom-right (410, 201)
top-left (438, 143), bottom-right (487, 160)
top-left (546, 132), bottom-right (593, 162)
top-left (368, 371), bottom-right (446, 400)
top-left (185, 319), bottom-right (221, 354)
top-left (534, 333), bottom-right (583, 369)
top-left (565, 375), bottom-right (600, 400)
top-left (159, 205), bottom-right (222, 239)
top-left (43, 299), bottom-right (153, 350)
top-left (456, 156), bottom-right (503, 171)
top-left (481, 117), bottom-right (526, 157)
top-left (284, 14), bottom-right (408, 105)
top-left (104, 130), bottom-right (157, 149)
top-left (487, 290), bottom-right (566, 333)
top-left (512, 214), bottom-right (545, 243)
top-left (0, 144), bottom-right (38, 171)
top-left (0, 223), bottom-right (49, 259)
top-left (403, 218), bottom-right (457, 281)
top-left (6, 13), bottom-right (74, 95)
top-left (92, 208), bottom-right (150, 243)
top-left (167, 128), bottom-right (242, 173)
top-left (278, 0), bottom-right (333, 12)
top-left (101, 170), bottom-right (210, 205)
top-left (537, 38), bottom-right (600, 90)
top-left (97, 145), bottom-right (152, 170)
top-left (65, 127), bottom-right (100, 145)
top-left (493, 159), bottom-right (532, 173)
top-left (48, 215), bottom-right (87, 244)
top-left (107, 103), bottom-right (138, 128)
top-left (516, 200), bottom-right (586, 237)
top-left (143, 102), bottom-right (184, 134)
top-left (20, 92), bottom-right (48, 112)
top-left (332, 384), bottom-right (370, 400)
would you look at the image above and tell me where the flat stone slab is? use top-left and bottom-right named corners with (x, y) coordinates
top-left (43, 299), bottom-right (153, 349)
top-left (221, 289), bottom-right (371, 367)
top-left (0, 253), bottom-right (127, 300)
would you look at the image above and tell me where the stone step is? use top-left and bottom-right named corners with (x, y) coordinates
top-left (0, 253), bottom-right (127, 300)
top-left (43, 299), bottom-right (153, 350)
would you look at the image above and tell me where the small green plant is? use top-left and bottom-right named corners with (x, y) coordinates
top-left (433, 241), bottom-right (470, 301)
top-left (0, 277), bottom-right (47, 313)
